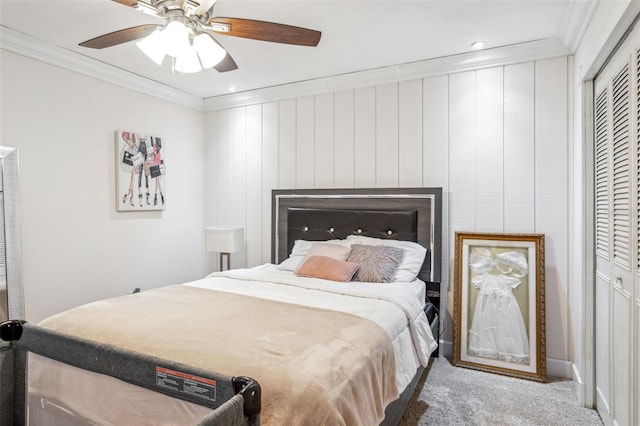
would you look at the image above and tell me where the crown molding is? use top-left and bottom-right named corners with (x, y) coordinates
top-left (203, 38), bottom-right (571, 111)
top-left (0, 26), bottom-right (204, 111)
top-left (560, 0), bottom-right (598, 53)
top-left (1, 25), bottom-right (572, 113)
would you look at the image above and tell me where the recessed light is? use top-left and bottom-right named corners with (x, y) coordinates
top-left (471, 41), bottom-right (486, 50)
top-left (229, 86), bottom-right (236, 92)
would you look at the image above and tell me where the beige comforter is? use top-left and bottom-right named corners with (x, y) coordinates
top-left (39, 284), bottom-right (398, 426)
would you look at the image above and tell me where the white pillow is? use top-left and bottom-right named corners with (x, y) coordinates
top-left (296, 242), bottom-right (352, 269)
top-left (345, 235), bottom-right (427, 282)
top-left (277, 239), bottom-right (349, 271)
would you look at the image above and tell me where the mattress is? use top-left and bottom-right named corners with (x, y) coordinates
top-left (28, 265), bottom-right (437, 425)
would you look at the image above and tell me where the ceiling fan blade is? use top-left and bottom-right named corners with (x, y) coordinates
top-left (208, 17), bottom-right (321, 47)
top-left (79, 24), bottom-right (159, 49)
top-left (214, 52), bottom-right (238, 73)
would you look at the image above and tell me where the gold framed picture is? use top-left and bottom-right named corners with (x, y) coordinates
top-left (452, 232), bottom-right (546, 382)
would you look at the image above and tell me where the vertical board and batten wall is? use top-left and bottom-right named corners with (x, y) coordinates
top-left (205, 56), bottom-right (570, 375)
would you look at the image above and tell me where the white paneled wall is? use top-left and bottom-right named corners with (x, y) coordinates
top-left (376, 83), bottom-right (400, 187)
top-left (262, 102), bottom-right (279, 262)
top-left (334, 90), bottom-right (355, 186)
top-left (504, 63), bottom-right (535, 232)
top-left (354, 87), bottom-right (376, 187)
top-left (315, 93), bottom-right (335, 188)
top-left (399, 79), bottom-right (423, 187)
top-left (205, 56), bottom-right (570, 372)
top-left (423, 75), bottom-right (450, 314)
top-left (535, 58), bottom-right (569, 369)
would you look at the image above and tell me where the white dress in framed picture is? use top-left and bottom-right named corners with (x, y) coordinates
top-left (467, 248), bottom-right (530, 364)
top-left (116, 130), bottom-right (166, 212)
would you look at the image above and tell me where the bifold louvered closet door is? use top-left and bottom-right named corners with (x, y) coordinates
top-left (593, 22), bottom-right (639, 426)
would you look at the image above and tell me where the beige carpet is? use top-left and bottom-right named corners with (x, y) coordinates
top-left (399, 357), bottom-right (603, 426)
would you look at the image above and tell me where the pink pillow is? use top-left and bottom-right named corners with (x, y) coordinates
top-left (296, 255), bottom-right (360, 282)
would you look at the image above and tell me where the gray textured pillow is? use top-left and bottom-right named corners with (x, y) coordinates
top-left (346, 244), bottom-right (404, 283)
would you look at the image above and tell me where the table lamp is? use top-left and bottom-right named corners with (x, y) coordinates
top-left (205, 226), bottom-right (244, 271)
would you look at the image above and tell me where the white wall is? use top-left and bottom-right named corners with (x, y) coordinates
top-left (0, 50), bottom-right (206, 323)
top-left (204, 56), bottom-right (572, 377)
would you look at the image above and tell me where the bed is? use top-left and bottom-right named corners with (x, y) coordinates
top-left (4, 187), bottom-right (442, 425)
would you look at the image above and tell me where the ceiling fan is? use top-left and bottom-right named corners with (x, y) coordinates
top-left (79, 0), bottom-right (322, 73)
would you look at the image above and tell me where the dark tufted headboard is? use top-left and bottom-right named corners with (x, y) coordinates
top-left (271, 188), bottom-right (442, 285)
top-left (286, 208), bottom-right (418, 243)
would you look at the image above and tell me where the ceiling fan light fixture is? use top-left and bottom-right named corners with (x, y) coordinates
top-left (194, 33), bottom-right (226, 68)
top-left (136, 29), bottom-right (166, 65)
top-left (163, 20), bottom-right (191, 57)
top-left (133, 1), bottom-right (160, 16)
top-left (174, 45), bottom-right (202, 74)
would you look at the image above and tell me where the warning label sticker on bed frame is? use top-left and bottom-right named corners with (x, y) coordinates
top-left (156, 367), bottom-right (217, 402)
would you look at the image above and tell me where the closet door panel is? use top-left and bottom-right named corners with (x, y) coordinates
top-left (594, 87), bottom-right (610, 260)
top-left (636, 299), bottom-right (640, 424)
top-left (608, 54), bottom-right (633, 426)
top-left (637, 299), bottom-right (640, 425)
top-left (610, 64), bottom-right (631, 274)
top-left (593, 22), bottom-right (638, 426)
top-left (595, 272), bottom-right (612, 418)
top-left (612, 286), bottom-right (631, 426)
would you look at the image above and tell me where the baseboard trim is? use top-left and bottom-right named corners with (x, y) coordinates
top-left (547, 358), bottom-right (572, 379)
top-left (596, 388), bottom-right (612, 425)
top-left (437, 340), bottom-right (572, 380)
top-left (572, 362), bottom-right (588, 406)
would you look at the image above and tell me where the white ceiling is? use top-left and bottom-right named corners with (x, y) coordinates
top-left (0, 0), bottom-right (596, 100)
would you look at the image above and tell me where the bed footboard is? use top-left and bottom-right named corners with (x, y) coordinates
top-left (0, 320), bottom-right (261, 426)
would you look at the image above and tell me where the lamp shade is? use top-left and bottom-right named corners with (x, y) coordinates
top-left (194, 33), bottom-right (226, 69)
top-left (136, 29), bottom-right (166, 65)
top-left (174, 45), bottom-right (202, 74)
top-left (163, 20), bottom-right (191, 57)
top-left (205, 227), bottom-right (244, 253)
